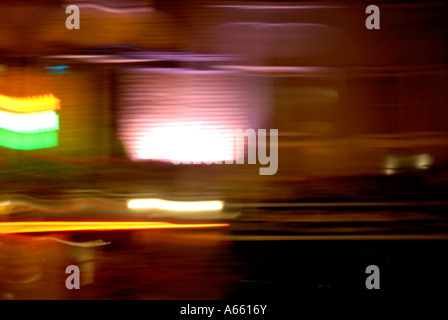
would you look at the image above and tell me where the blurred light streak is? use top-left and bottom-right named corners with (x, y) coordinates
top-left (0, 200), bottom-right (11, 207)
top-left (206, 5), bottom-right (344, 9)
top-left (383, 153), bottom-right (433, 175)
top-left (34, 237), bottom-right (111, 247)
top-left (135, 123), bottom-right (235, 163)
top-left (0, 94), bottom-right (60, 114)
top-left (44, 56), bottom-right (161, 64)
top-left (45, 65), bottom-right (69, 75)
top-left (122, 52), bottom-right (242, 62)
top-left (215, 65), bottom-right (336, 74)
top-left (0, 110), bottom-right (59, 133)
top-left (45, 65), bottom-right (69, 71)
top-left (0, 94), bottom-right (60, 150)
top-left (0, 196), bottom-right (124, 213)
top-left (0, 128), bottom-right (58, 150)
top-left (416, 154), bottom-right (433, 169)
top-left (128, 199), bottom-right (224, 211)
top-left (0, 221), bottom-right (229, 234)
top-left (65, 4), bottom-right (154, 14)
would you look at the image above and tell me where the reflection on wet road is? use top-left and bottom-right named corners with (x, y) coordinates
top-left (0, 230), bottom-right (237, 300)
top-left (1, 205), bottom-right (448, 300)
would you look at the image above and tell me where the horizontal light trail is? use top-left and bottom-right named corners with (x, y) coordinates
top-left (0, 94), bottom-right (60, 114)
top-left (0, 110), bottom-right (59, 133)
top-left (0, 221), bottom-right (229, 234)
top-left (68, 4), bottom-right (154, 14)
top-left (128, 199), bottom-right (224, 211)
top-left (206, 5), bottom-right (344, 9)
top-left (0, 128), bottom-right (58, 150)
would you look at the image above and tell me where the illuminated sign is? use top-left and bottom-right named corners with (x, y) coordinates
top-left (0, 94), bottom-right (60, 150)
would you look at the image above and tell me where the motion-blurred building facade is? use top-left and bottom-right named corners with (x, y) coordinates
top-left (0, 0), bottom-right (447, 197)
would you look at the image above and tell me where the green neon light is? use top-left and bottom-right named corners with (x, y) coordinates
top-left (0, 128), bottom-right (58, 150)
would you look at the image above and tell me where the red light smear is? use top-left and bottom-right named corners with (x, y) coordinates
top-left (0, 221), bottom-right (229, 234)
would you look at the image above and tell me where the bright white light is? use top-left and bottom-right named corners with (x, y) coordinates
top-left (118, 69), bottom-right (258, 164)
top-left (135, 122), bottom-right (235, 163)
top-left (128, 199), bottom-right (224, 211)
top-left (0, 110), bottom-right (59, 133)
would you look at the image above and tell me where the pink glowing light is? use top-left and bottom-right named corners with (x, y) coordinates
top-left (118, 69), bottom-right (262, 164)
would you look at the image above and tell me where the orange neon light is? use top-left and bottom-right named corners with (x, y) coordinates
top-left (0, 221), bottom-right (229, 234)
top-left (0, 94), bottom-right (61, 114)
